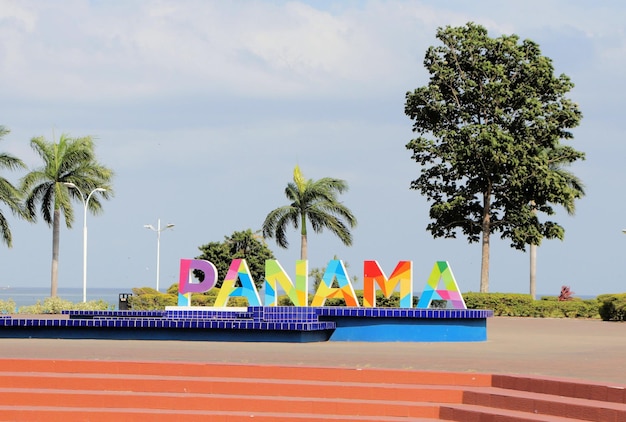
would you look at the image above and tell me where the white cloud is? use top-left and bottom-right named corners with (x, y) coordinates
top-left (0, 0), bottom-right (36, 31)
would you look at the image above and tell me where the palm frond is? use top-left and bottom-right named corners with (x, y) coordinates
top-left (262, 166), bottom-right (357, 258)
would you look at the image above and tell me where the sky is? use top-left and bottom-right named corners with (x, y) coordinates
top-left (0, 0), bottom-right (625, 299)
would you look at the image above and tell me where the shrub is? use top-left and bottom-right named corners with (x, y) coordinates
top-left (18, 297), bottom-right (112, 314)
top-left (0, 299), bottom-right (16, 314)
top-left (463, 292), bottom-right (600, 318)
top-left (128, 290), bottom-right (177, 310)
top-left (532, 298), bottom-right (599, 318)
top-left (128, 287), bottom-right (250, 310)
top-left (597, 293), bottom-right (626, 321)
top-left (463, 292), bottom-right (534, 316)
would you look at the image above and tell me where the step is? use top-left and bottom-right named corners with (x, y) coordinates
top-left (0, 406), bottom-right (442, 422)
top-left (1, 358), bottom-right (623, 421)
top-left (493, 374), bottom-right (626, 404)
top-left (0, 372), bottom-right (465, 403)
top-left (0, 358), bottom-right (492, 387)
top-left (439, 403), bottom-right (594, 422)
top-left (462, 386), bottom-right (626, 421)
top-left (0, 388), bottom-right (442, 418)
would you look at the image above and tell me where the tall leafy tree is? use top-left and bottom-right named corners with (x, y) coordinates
top-left (0, 126), bottom-right (30, 247)
top-left (21, 134), bottom-right (114, 297)
top-left (405, 23), bottom-right (584, 292)
top-left (195, 229), bottom-right (275, 289)
top-left (262, 166), bottom-right (357, 260)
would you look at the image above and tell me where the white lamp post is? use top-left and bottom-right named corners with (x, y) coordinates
top-left (64, 182), bottom-right (107, 303)
top-left (144, 219), bottom-right (175, 291)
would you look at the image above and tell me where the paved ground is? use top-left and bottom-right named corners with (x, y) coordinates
top-left (0, 317), bottom-right (624, 385)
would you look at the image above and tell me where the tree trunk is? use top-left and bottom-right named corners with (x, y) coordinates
top-left (480, 189), bottom-right (491, 293)
top-left (530, 243), bottom-right (537, 300)
top-left (529, 204), bottom-right (537, 300)
top-left (50, 208), bottom-right (61, 297)
top-left (300, 234), bottom-right (307, 261)
top-left (300, 213), bottom-right (307, 260)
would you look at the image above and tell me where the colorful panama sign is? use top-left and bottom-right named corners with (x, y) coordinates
top-left (178, 259), bottom-right (467, 309)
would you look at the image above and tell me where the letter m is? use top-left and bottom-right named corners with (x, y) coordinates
top-left (363, 261), bottom-right (413, 308)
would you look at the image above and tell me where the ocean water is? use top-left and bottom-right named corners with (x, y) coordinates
top-left (0, 287), bottom-right (134, 309)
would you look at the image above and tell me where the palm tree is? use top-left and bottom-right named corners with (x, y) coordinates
top-left (21, 134), bottom-right (114, 297)
top-left (262, 165), bottom-right (357, 260)
top-left (529, 156), bottom-right (585, 300)
top-left (0, 126), bottom-right (30, 247)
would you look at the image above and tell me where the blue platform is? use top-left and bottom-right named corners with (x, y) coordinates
top-left (0, 307), bottom-right (493, 342)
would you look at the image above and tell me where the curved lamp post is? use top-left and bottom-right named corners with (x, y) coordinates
top-left (64, 182), bottom-right (107, 303)
top-left (144, 219), bottom-right (175, 291)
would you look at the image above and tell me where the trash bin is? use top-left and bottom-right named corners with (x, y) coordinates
top-left (118, 293), bottom-right (132, 310)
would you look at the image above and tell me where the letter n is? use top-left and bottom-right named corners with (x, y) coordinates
top-left (264, 260), bottom-right (308, 306)
top-left (214, 259), bottom-right (262, 307)
top-left (311, 260), bottom-right (359, 307)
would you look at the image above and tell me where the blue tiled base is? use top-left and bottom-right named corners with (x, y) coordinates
top-left (0, 326), bottom-right (332, 342)
top-left (0, 307), bottom-right (493, 342)
top-left (325, 317), bottom-right (487, 342)
top-left (316, 307), bottom-right (491, 342)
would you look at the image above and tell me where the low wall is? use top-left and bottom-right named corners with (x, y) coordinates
top-left (0, 307), bottom-right (493, 342)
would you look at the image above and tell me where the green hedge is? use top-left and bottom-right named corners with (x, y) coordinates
top-left (463, 292), bottom-right (601, 319)
top-left (0, 299), bottom-right (16, 314)
top-left (16, 297), bottom-right (112, 314)
top-left (597, 293), bottom-right (626, 321)
top-left (128, 286), bottom-right (625, 321)
top-left (128, 287), bottom-right (249, 310)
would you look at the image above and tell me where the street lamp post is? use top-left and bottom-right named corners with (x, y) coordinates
top-left (144, 219), bottom-right (175, 291)
top-left (64, 183), bottom-right (107, 303)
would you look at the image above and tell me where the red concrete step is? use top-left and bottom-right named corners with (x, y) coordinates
top-left (0, 359), bottom-right (472, 420)
top-left (439, 403), bottom-right (589, 422)
top-left (1, 358), bottom-right (624, 421)
top-left (0, 388), bottom-right (442, 418)
top-left (0, 406), bottom-right (443, 422)
top-left (462, 386), bottom-right (626, 421)
top-left (0, 372), bottom-right (466, 403)
top-left (493, 374), bottom-right (626, 404)
top-left (0, 358), bottom-right (492, 387)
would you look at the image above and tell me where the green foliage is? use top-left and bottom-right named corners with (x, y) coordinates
top-left (17, 297), bottom-right (112, 314)
top-left (128, 286), bottom-right (249, 310)
top-left (0, 299), bottom-right (16, 314)
top-left (532, 299), bottom-right (599, 319)
top-left (128, 287), bottom-right (177, 310)
top-left (195, 229), bottom-right (275, 289)
top-left (463, 293), bottom-right (535, 316)
top-left (597, 294), bottom-right (626, 321)
top-left (0, 125), bottom-right (30, 248)
top-left (405, 23), bottom-right (584, 292)
top-left (309, 266), bottom-right (325, 292)
top-left (21, 134), bottom-right (114, 230)
top-left (262, 165), bottom-right (357, 260)
top-left (166, 284), bottom-right (179, 294)
top-left (464, 292), bottom-right (600, 318)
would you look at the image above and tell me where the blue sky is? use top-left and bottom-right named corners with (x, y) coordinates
top-left (0, 0), bottom-right (624, 297)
